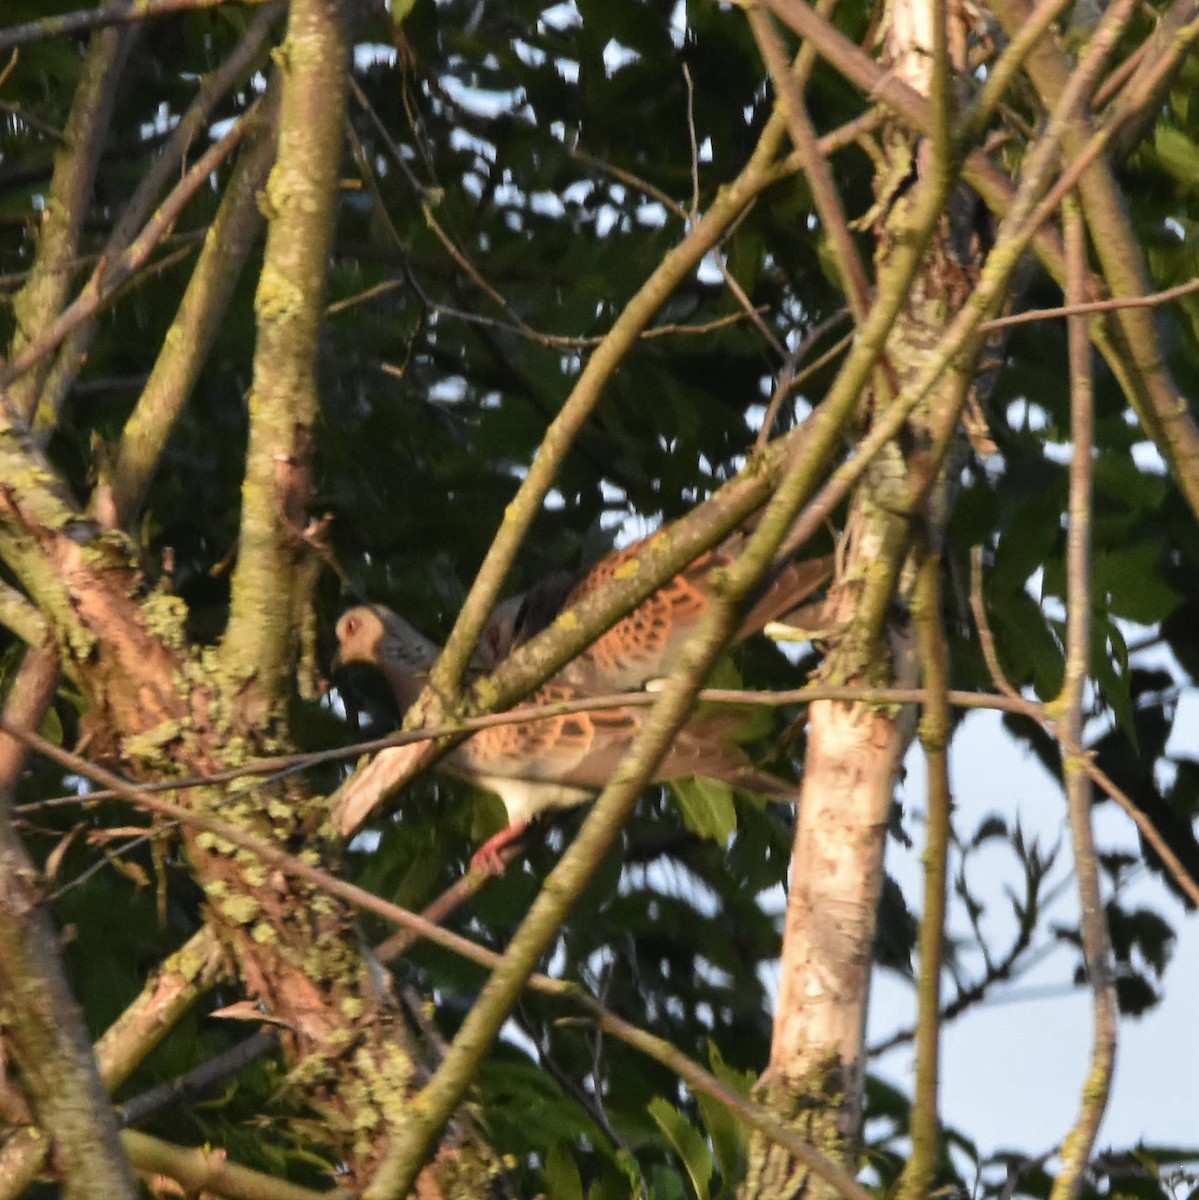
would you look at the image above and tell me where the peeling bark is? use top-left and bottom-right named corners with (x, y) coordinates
top-left (742, 1), bottom-right (981, 1193)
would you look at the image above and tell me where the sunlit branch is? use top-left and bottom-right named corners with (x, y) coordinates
top-left (1047, 196), bottom-right (1116, 1200)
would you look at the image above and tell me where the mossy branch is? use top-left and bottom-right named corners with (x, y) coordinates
top-left (221, 0), bottom-right (351, 721)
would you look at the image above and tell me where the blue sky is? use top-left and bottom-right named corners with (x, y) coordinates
top-left (873, 707), bottom-right (1198, 1155)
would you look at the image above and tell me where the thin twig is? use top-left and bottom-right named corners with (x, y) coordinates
top-left (117, 1031), bottom-right (279, 1128)
top-left (980, 277), bottom-right (1199, 331)
top-left (967, 551), bottom-right (1199, 910)
top-left (0, 113), bottom-right (254, 392)
top-left (755, 311), bottom-right (853, 449)
top-left (896, 551), bottom-right (953, 1200)
top-left (748, 6), bottom-right (871, 322)
top-left (17, 681), bottom-right (1030, 814)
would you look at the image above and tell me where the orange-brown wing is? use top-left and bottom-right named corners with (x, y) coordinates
top-left (457, 682), bottom-right (793, 798)
top-left (455, 683), bottom-right (638, 786)
top-left (556, 532), bottom-right (831, 692)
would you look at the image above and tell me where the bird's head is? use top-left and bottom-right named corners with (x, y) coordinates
top-left (334, 604), bottom-right (438, 673)
top-left (331, 605), bottom-right (390, 672)
top-left (332, 604), bottom-right (440, 714)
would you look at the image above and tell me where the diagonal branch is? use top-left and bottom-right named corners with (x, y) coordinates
top-left (0, 112), bottom-right (256, 402)
top-left (363, 428), bottom-right (874, 1198)
top-left (427, 91), bottom-right (813, 700)
top-left (4, 19), bottom-right (132, 423)
top-left (748, 7), bottom-right (871, 323)
top-left (0, 0), bottom-right (279, 53)
top-left (40, 4), bottom-right (284, 439)
top-left (989, 0), bottom-right (1199, 519)
top-left (102, 82), bottom-right (281, 529)
top-left (763, 0), bottom-right (1199, 525)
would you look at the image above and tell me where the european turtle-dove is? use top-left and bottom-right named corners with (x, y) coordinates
top-left (333, 601), bottom-right (798, 871)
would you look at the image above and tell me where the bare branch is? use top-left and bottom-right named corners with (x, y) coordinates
top-left (5, 23), bottom-right (132, 422)
top-left (0, 0), bottom-right (280, 54)
top-left (896, 552), bottom-right (953, 1200)
top-left (120, 1129), bottom-right (350, 1200)
top-left (0, 645), bottom-right (139, 1200)
top-left (364, 429), bottom-right (867, 1200)
top-left (1, 112), bottom-right (255, 399)
top-left (103, 82), bottom-right (281, 528)
top-left (748, 7), bottom-right (871, 324)
top-left (40, 4), bottom-right (284, 437)
top-left (1047, 195), bottom-right (1116, 1200)
top-left (982, 278), bottom-right (1199, 331)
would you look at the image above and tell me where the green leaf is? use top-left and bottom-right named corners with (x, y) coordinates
top-left (648, 1097), bottom-right (713, 1200)
top-left (479, 1055), bottom-right (611, 1155)
top-left (1091, 615), bottom-right (1135, 744)
top-left (649, 1164), bottom-right (688, 1200)
top-left (991, 589), bottom-right (1065, 699)
top-left (1154, 125), bottom-right (1199, 194)
top-left (670, 776), bottom-right (737, 845)
top-left (696, 1042), bottom-right (753, 1193)
top-left (1092, 544), bottom-right (1183, 624)
top-left (546, 1142), bottom-right (586, 1200)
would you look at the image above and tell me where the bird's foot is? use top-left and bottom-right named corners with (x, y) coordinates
top-left (469, 821), bottom-right (529, 875)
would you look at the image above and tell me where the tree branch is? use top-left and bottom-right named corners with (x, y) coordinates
top-left (0, 926), bottom-right (224, 1197)
top-left (5, 18), bottom-right (132, 422)
top-left (992, 0), bottom-right (1199, 521)
top-left (0, 0), bottom-right (280, 53)
top-left (0, 644), bottom-right (139, 1200)
top-left (364, 435), bottom-right (873, 1197)
top-left (102, 80), bottom-right (281, 529)
top-left (221, 0), bottom-right (351, 722)
top-left (39, 3), bottom-right (284, 440)
top-left (120, 1129), bottom-right (350, 1200)
top-left (1047, 195), bottom-right (1116, 1200)
top-left (427, 88), bottom-right (808, 700)
top-left (896, 552), bottom-right (952, 1200)
top-left (0, 111), bottom-right (255, 401)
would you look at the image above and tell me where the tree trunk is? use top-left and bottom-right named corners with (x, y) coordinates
top-left (744, 0), bottom-right (980, 1192)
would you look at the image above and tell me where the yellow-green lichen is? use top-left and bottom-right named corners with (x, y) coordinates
top-left (195, 830), bottom-right (237, 855)
top-left (255, 262), bottom-right (306, 323)
top-left (241, 862), bottom-right (267, 888)
top-left (122, 719), bottom-right (186, 760)
top-left (216, 892), bottom-right (261, 925)
top-left (141, 591), bottom-right (189, 650)
top-left (266, 798), bottom-right (293, 821)
top-left (172, 936), bottom-right (215, 980)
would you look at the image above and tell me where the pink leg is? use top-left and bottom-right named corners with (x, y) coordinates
top-left (469, 821), bottom-right (529, 875)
